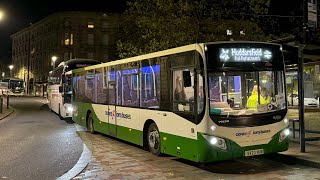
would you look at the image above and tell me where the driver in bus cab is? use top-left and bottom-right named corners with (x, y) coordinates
top-left (247, 85), bottom-right (271, 109)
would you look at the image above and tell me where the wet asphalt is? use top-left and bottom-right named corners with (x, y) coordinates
top-left (0, 96), bottom-right (83, 180)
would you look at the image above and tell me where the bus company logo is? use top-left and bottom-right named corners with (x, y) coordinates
top-left (218, 119), bottom-right (229, 124)
top-left (220, 49), bottom-right (230, 61)
top-left (105, 110), bottom-right (131, 119)
top-left (273, 115), bottom-right (282, 120)
top-left (236, 129), bottom-right (271, 137)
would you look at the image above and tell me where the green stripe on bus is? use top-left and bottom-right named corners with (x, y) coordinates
top-left (73, 102), bottom-right (288, 163)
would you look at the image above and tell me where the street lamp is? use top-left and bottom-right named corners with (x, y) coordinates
top-left (9, 65), bottom-right (13, 78)
top-left (51, 56), bottom-right (57, 69)
top-left (0, 10), bottom-right (4, 21)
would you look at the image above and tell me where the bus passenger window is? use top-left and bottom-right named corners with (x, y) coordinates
top-left (141, 63), bottom-right (160, 109)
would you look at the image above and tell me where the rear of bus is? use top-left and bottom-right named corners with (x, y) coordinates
top-left (48, 59), bottom-right (100, 119)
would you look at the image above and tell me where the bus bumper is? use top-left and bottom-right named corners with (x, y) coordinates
top-left (197, 130), bottom-right (289, 163)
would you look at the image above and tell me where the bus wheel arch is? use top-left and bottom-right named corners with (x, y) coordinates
top-left (86, 110), bottom-right (95, 134)
top-left (144, 120), bottom-right (161, 156)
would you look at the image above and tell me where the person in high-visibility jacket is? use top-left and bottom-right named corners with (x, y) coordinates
top-left (260, 87), bottom-right (271, 104)
top-left (247, 86), bottom-right (271, 109)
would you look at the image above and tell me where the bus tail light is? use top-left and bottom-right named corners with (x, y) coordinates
top-left (279, 128), bottom-right (290, 142)
top-left (202, 135), bottom-right (227, 150)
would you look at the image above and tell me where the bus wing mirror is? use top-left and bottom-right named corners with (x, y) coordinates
top-left (59, 86), bottom-right (63, 93)
top-left (183, 71), bottom-right (191, 87)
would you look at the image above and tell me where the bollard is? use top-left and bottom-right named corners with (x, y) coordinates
top-left (0, 97), bottom-right (3, 114)
top-left (6, 95), bottom-right (9, 109)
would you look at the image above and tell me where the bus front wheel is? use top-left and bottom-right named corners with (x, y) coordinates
top-left (87, 112), bottom-right (95, 134)
top-left (147, 123), bottom-right (161, 156)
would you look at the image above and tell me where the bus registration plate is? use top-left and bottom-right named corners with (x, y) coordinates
top-left (244, 149), bottom-right (264, 157)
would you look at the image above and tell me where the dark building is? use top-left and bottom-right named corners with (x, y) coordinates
top-left (11, 11), bottom-right (120, 95)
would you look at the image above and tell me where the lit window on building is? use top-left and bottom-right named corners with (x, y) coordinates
top-left (88, 22), bottom-right (94, 28)
top-left (70, 33), bottom-right (73, 45)
top-left (64, 32), bottom-right (70, 45)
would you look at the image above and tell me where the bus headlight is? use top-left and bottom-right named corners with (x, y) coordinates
top-left (67, 106), bottom-right (74, 112)
top-left (202, 135), bottom-right (227, 150)
top-left (279, 128), bottom-right (290, 142)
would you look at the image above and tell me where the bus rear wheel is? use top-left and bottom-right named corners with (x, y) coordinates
top-left (87, 112), bottom-right (95, 134)
top-left (147, 123), bottom-right (161, 156)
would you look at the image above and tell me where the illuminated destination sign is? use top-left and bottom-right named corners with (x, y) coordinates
top-left (219, 48), bottom-right (272, 62)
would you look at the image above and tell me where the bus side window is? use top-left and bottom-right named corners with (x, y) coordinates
top-left (172, 69), bottom-right (194, 112)
top-left (141, 59), bottom-right (160, 109)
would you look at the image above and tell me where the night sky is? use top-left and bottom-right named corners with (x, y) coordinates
top-left (0, 0), bottom-right (301, 65)
top-left (0, 0), bottom-right (127, 64)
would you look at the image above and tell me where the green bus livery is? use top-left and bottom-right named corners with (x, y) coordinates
top-left (71, 42), bottom-right (289, 163)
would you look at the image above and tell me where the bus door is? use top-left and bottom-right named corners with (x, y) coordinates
top-left (107, 67), bottom-right (117, 137)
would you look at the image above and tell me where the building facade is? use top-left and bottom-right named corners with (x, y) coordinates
top-left (11, 11), bottom-right (120, 95)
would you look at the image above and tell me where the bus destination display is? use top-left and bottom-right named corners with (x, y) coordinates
top-left (219, 48), bottom-right (273, 62)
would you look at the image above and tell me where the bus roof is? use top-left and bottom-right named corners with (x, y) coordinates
top-left (77, 43), bottom-right (204, 72)
top-left (57, 58), bottom-right (101, 67)
top-left (74, 41), bottom-right (281, 72)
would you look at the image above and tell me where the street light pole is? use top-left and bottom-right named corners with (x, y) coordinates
top-left (299, 0), bottom-right (309, 153)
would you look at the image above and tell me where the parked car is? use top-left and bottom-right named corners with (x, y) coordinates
top-left (288, 94), bottom-right (319, 107)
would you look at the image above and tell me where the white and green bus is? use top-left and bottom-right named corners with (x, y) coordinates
top-left (71, 42), bottom-right (289, 163)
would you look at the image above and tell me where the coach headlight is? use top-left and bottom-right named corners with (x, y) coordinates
top-left (279, 128), bottom-right (290, 143)
top-left (202, 134), bottom-right (227, 150)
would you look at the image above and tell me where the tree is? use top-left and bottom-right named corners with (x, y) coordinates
top-left (116, 0), bottom-right (278, 58)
